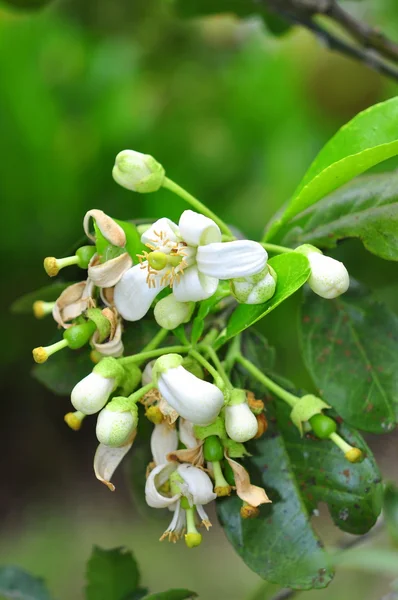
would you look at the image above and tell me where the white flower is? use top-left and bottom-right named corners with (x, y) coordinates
top-left (307, 252), bottom-right (349, 299)
top-left (145, 462), bottom-right (216, 546)
top-left (231, 265), bottom-right (277, 305)
top-left (96, 402), bottom-right (138, 448)
top-left (114, 210), bottom-right (267, 321)
top-left (153, 354), bottom-right (224, 426)
top-left (71, 372), bottom-right (115, 415)
top-left (112, 150), bottom-right (165, 193)
top-left (150, 421), bottom-right (179, 465)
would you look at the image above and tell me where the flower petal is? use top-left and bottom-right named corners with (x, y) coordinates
top-left (225, 455), bottom-right (271, 507)
top-left (167, 444), bottom-right (204, 467)
top-left (145, 463), bottom-right (179, 508)
top-left (88, 253), bottom-right (133, 288)
top-left (173, 265), bottom-right (218, 302)
top-left (53, 280), bottom-right (95, 329)
top-left (178, 210), bottom-right (221, 247)
top-left (141, 218), bottom-right (180, 250)
top-left (114, 263), bottom-right (166, 321)
top-left (197, 241), bottom-right (267, 279)
top-left (179, 419), bottom-right (198, 449)
top-left (177, 464), bottom-right (217, 505)
top-left (94, 439), bottom-right (134, 491)
top-left (92, 320), bottom-right (124, 358)
top-left (151, 421), bottom-right (179, 465)
top-left (84, 209), bottom-right (126, 247)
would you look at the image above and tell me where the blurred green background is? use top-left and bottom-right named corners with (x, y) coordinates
top-left (1, 1), bottom-right (398, 598)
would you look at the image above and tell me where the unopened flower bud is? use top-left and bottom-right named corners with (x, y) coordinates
top-left (96, 400), bottom-right (138, 447)
top-left (154, 295), bottom-right (195, 330)
top-left (112, 150), bottom-right (165, 193)
top-left (71, 372), bottom-right (116, 415)
top-left (153, 354), bottom-right (224, 426)
top-left (230, 265), bottom-right (276, 305)
top-left (296, 245), bottom-right (349, 299)
top-left (225, 389), bottom-right (258, 443)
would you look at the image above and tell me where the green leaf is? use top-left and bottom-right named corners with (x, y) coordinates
top-left (141, 591), bottom-right (197, 600)
top-left (275, 401), bottom-right (383, 535)
top-left (32, 345), bottom-right (93, 396)
top-left (282, 172), bottom-right (398, 261)
top-left (214, 252), bottom-right (310, 348)
top-left (86, 547), bottom-right (140, 600)
top-left (116, 219), bottom-right (143, 262)
top-left (217, 422), bottom-right (334, 589)
top-left (11, 282), bottom-right (72, 314)
top-left (191, 281), bottom-right (230, 345)
top-left (0, 566), bottom-right (53, 600)
top-left (299, 282), bottom-right (398, 433)
top-left (1, 0), bottom-right (53, 9)
top-left (266, 97), bottom-right (398, 240)
top-left (384, 483), bottom-right (398, 545)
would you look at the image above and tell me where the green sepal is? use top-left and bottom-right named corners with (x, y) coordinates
top-left (119, 364), bottom-right (142, 397)
top-left (152, 354), bottom-right (184, 382)
top-left (86, 307), bottom-right (111, 343)
top-left (222, 438), bottom-right (250, 458)
top-left (93, 357), bottom-right (126, 385)
top-left (290, 394), bottom-right (331, 436)
top-left (194, 416), bottom-right (226, 441)
top-left (107, 396), bottom-right (139, 415)
top-left (294, 244), bottom-right (321, 257)
top-left (228, 388), bottom-right (246, 406)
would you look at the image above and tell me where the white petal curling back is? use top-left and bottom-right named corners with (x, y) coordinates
top-left (150, 422), bottom-right (179, 465)
top-left (142, 360), bottom-right (155, 386)
top-left (196, 240), bottom-right (267, 279)
top-left (94, 442), bottom-right (133, 491)
top-left (178, 210), bottom-right (221, 247)
top-left (141, 218), bottom-right (180, 249)
top-left (145, 463), bottom-right (180, 508)
top-left (177, 464), bottom-right (217, 505)
top-left (308, 253), bottom-right (350, 299)
top-left (179, 419), bottom-right (198, 449)
top-left (114, 263), bottom-right (166, 321)
top-left (172, 265), bottom-right (218, 302)
top-left (157, 366), bottom-right (224, 426)
top-left (71, 373), bottom-right (115, 415)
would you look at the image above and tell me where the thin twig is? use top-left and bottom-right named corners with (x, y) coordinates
top-left (256, 0), bottom-right (398, 82)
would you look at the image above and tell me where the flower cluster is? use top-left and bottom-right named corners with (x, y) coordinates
top-left (30, 150), bottom-right (360, 548)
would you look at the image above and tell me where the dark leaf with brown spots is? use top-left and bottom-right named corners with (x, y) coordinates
top-left (299, 282), bottom-right (398, 433)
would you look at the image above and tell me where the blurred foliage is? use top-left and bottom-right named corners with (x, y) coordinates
top-left (1, 1), bottom-right (398, 599)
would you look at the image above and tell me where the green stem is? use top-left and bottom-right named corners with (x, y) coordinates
top-left (200, 345), bottom-right (233, 390)
top-left (235, 354), bottom-right (298, 408)
top-left (127, 382), bottom-right (154, 406)
top-left (141, 328), bottom-right (168, 354)
top-left (261, 243), bottom-right (293, 254)
top-left (189, 349), bottom-right (226, 391)
top-left (118, 345), bottom-right (189, 365)
top-left (163, 177), bottom-right (234, 238)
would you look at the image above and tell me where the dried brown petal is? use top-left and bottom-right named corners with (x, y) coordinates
top-left (84, 209), bottom-right (126, 247)
top-left (225, 454), bottom-right (271, 507)
top-left (52, 280), bottom-right (96, 329)
top-left (167, 443), bottom-right (204, 467)
top-left (88, 253), bottom-right (132, 288)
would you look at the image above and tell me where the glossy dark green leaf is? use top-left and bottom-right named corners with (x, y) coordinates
top-left (384, 483), bottom-right (398, 545)
top-left (11, 282), bottom-right (72, 314)
top-left (217, 422), bottom-right (333, 589)
top-left (0, 566), bottom-right (53, 600)
top-left (86, 547), bottom-right (140, 600)
top-left (275, 401), bottom-right (383, 535)
top-left (32, 345), bottom-right (92, 396)
top-left (141, 591), bottom-right (197, 600)
top-left (266, 97), bottom-right (398, 240)
top-left (282, 172), bottom-right (398, 261)
top-left (299, 282), bottom-right (398, 433)
top-left (214, 252), bottom-right (310, 349)
top-left (1, 0), bottom-right (53, 9)
top-left (116, 219), bottom-right (143, 263)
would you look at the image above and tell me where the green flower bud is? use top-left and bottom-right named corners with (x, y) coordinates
top-left (230, 266), bottom-right (277, 305)
top-left (154, 295), bottom-right (195, 330)
top-left (112, 150), bottom-right (165, 193)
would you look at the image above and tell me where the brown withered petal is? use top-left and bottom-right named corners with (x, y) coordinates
top-left (167, 443), bottom-right (204, 467)
top-left (88, 252), bottom-right (132, 288)
top-left (92, 319), bottom-right (124, 358)
top-left (52, 279), bottom-right (96, 329)
top-left (100, 287), bottom-right (115, 307)
top-left (83, 209), bottom-right (126, 247)
top-left (225, 454), bottom-right (271, 507)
